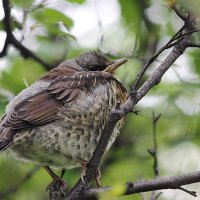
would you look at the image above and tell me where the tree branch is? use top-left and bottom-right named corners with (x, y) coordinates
top-left (0, 0), bottom-right (53, 70)
top-left (80, 170), bottom-right (200, 199)
top-left (148, 112), bottom-right (161, 178)
top-left (132, 24), bottom-right (186, 89)
top-left (63, 6), bottom-right (197, 200)
top-left (187, 42), bottom-right (200, 48)
top-left (149, 112), bottom-right (162, 200)
top-left (171, 5), bottom-right (188, 21)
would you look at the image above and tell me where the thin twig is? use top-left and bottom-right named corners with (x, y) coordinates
top-left (179, 186), bottom-right (196, 197)
top-left (149, 112), bottom-right (162, 200)
top-left (0, 0), bottom-right (53, 70)
top-left (132, 16), bottom-right (200, 90)
top-left (187, 42), bottom-right (200, 48)
top-left (155, 192), bottom-right (163, 199)
top-left (132, 24), bottom-right (186, 89)
top-left (175, 29), bottom-right (200, 41)
top-left (152, 112), bottom-right (161, 177)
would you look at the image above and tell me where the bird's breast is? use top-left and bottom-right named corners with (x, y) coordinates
top-left (11, 80), bottom-right (127, 169)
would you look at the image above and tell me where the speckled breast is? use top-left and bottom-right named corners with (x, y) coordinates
top-left (11, 80), bottom-right (127, 169)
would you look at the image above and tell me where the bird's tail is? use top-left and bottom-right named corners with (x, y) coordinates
top-left (0, 127), bottom-right (15, 152)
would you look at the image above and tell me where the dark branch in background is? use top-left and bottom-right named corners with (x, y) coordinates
top-left (148, 112), bottom-right (161, 178)
top-left (0, 166), bottom-right (40, 199)
top-left (148, 112), bottom-right (162, 200)
top-left (0, 0), bottom-right (53, 70)
top-left (61, 4), bottom-right (200, 200)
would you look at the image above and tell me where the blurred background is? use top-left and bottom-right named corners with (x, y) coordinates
top-left (1, 0), bottom-right (200, 199)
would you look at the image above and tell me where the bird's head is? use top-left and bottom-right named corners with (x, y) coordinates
top-left (76, 51), bottom-right (127, 73)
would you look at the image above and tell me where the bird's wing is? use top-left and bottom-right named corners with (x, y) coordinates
top-left (2, 92), bottom-right (61, 129)
top-left (48, 70), bottom-right (114, 100)
top-left (1, 69), bottom-right (116, 130)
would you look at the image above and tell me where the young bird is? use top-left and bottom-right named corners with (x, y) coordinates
top-left (0, 51), bottom-right (127, 192)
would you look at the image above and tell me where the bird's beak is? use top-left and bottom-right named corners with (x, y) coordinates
top-left (103, 58), bottom-right (128, 73)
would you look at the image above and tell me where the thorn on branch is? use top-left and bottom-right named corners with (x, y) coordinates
top-left (132, 110), bottom-right (140, 115)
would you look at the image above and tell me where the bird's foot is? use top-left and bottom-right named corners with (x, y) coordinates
top-left (78, 158), bottom-right (88, 183)
top-left (46, 176), bottom-right (67, 196)
top-left (95, 167), bottom-right (101, 187)
top-left (43, 166), bottom-right (67, 196)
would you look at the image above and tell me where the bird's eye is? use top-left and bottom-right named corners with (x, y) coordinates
top-left (90, 66), bottom-right (98, 71)
top-left (89, 65), bottom-right (106, 71)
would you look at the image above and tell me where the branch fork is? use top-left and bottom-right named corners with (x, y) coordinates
top-left (64, 4), bottom-right (200, 200)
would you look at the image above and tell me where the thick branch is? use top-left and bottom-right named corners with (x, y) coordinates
top-left (81, 170), bottom-right (200, 199)
top-left (64, 13), bottom-right (195, 200)
top-left (64, 7), bottom-right (196, 200)
top-left (0, 0), bottom-right (53, 70)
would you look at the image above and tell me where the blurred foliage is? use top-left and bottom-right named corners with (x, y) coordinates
top-left (12, 0), bottom-right (34, 9)
top-left (67, 0), bottom-right (85, 4)
top-left (0, 58), bottom-right (45, 94)
top-left (32, 8), bottom-right (73, 31)
top-left (0, 0), bottom-right (200, 200)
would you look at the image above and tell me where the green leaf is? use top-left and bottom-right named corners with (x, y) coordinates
top-left (36, 35), bottom-right (68, 62)
top-left (33, 8), bottom-right (73, 30)
top-left (12, 0), bottom-right (34, 9)
top-left (66, 0), bottom-right (85, 4)
top-left (58, 31), bottom-right (76, 40)
top-left (118, 0), bottom-right (141, 32)
top-left (0, 58), bottom-right (46, 94)
top-left (118, 0), bottom-right (150, 55)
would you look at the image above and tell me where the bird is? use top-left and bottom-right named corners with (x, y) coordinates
top-left (0, 51), bottom-right (127, 192)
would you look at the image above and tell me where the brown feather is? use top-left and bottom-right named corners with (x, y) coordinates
top-left (2, 92), bottom-right (61, 129)
top-left (0, 128), bottom-right (16, 151)
top-left (1, 68), bottom-right (125, 132)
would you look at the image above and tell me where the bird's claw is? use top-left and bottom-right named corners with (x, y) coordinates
top-left (95, 168), bottom-right (101, 187)
top-left (80, 166), bottom-right (102, 187)
top-left (81, 168), bottom-right (86, 183)
top-left (46, 176), bottom-right (67, 196)
top-left (77, 157), bottom-right (102, 187)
